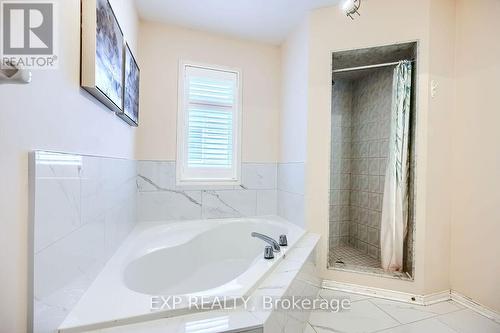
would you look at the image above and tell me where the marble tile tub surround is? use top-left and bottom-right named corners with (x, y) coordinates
top-left (277, 162), bottom-right (305, 227)
top-left (137, 160), bottom-right (305, 225)
top-left (31, 151), bottom-right (137, 333)
top-left (137, 161), bottom-right (278, 221)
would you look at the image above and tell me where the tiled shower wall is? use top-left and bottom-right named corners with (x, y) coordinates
top-left (330, 68), bottom-right (393, 260)
top-left (330, 80), bottom-right (353, 249)
top-left (32, 152), bottom-right (137, 333)
top-left (349, 68), bottom-right (392, 259)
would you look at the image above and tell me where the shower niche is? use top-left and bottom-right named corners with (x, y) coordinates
top-left (328, 42), bottom-right (417, 279)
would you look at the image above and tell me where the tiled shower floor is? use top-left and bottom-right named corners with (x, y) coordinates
top-left (329, 245), bottom-right (411, 279)
top-left (329, 245), bottom-right (381, 269)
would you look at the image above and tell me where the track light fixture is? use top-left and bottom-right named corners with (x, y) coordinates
top-left (342, 0), bottom-right (361, 20)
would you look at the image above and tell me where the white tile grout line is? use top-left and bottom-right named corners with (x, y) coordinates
top-left (434, 313), bottom-right (469, 333)
top-left (369, 315), bottom-right (462, 333)
top-left (369, 297), bottom-right (465, 330)
top-left (309, 297), bottom-right (460, 333)
top-left (368, 298), bottom-right (405, 325)
top-left (305, 322), bottom-right (319, 333)
top-left (308, 298), bottom-right (500, 333)
top-left (277, 188), bottom-right (305, 196)
top-left (307, 298), bottom-right (465, 333)
top-left (374, 309), bottom-right (466, 333)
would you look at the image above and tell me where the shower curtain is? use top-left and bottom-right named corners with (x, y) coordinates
top-left (381, 61), bottom-right (412, 272)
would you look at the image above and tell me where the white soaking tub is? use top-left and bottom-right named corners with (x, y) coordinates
top-left (59, 216), bottom-right (305, 332)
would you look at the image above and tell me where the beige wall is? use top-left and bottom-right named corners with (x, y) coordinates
top-left (280, 19), bottom-right (309, 163)
top-left (304, 0), bottom-right (457, 295)
top-left (136, 21), bottom-right (281, 163)
top-left (424, 0), bottom-right (456, 295)
top-left (451, 0), bottom-right (500, 313)
top-left (0, 0), bottom-right (139, 332)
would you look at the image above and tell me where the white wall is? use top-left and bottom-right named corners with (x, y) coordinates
top-left (451, 0), bottom-right (500, 313)
top-left (279, 19), bottom-right (309, 164)
top-left (304, 0), bottom-right (456, 296)
top-left (135, 21), bottom-right (281, 163)
top-left (0, 1), bottom-right (139, 331)
top-left (276, 20), bottom-right (309, 227)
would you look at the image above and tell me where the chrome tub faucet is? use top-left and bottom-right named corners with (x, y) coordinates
top-left (251, 232), bottom-right (280, 252)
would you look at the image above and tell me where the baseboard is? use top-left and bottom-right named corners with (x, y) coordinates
top-left (322, 280), bottom-right (500, 324)
top-left (450, 290), bottom-right (500, 325)
top-left (322, 280), bottom-right (450, 305)
top-left (421, 290), bottom-right (452, 305)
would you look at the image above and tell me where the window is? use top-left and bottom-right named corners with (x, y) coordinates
top-left (177, 62), bottom-right (241, 185)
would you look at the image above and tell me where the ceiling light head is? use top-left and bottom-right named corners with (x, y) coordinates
top-left (342, 0), bottom-right (361, 20)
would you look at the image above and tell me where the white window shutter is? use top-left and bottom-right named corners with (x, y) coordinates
top-left (177, 64), bottom-right (241, 184)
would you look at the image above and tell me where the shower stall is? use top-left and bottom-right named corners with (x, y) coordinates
top-left (328, 42), bottom-right (417, 278)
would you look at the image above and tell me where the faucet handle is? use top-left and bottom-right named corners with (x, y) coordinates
top-left (279, 235), bottom-right (288, 247)
top-left (264, 246), bottom-right (275, 259)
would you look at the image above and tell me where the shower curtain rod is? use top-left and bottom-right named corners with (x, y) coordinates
top-left (332, 59), bottom-right (415, 73)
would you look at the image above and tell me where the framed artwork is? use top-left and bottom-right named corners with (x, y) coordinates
top-left (117, 43), bottom-right (140, 126)
top-left (81, 0), bottom-right (124, 112)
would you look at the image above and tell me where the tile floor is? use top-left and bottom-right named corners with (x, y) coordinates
top-left (330, 246), bottom-right (381, 268)
top-left (305, 289), bottom-right (500, 333)
top-left (329, 246), bottom-right (410, 280)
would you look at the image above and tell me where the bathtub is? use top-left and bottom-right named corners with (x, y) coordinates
top-left (59, 216), bottom-right (305, 332)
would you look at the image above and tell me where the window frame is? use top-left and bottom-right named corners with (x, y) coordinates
top-left (176, 60), bottom-right (242, 186)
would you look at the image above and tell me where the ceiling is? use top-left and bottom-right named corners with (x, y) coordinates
top-left (135, 0), bottom-right (342, 45)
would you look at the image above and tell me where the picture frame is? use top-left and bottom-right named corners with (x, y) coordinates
top-left (81, 0), bottom-right (124, 113)
top-left (117, 42), bottom-right (140, 126)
